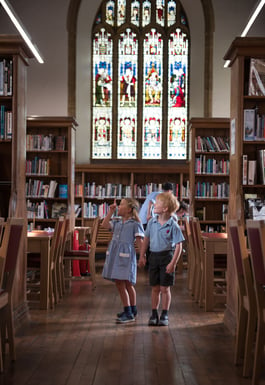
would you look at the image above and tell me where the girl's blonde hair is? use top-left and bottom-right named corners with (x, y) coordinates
top-left (123, 198), bottom-right (141, 222)
top-left (156, 192), bottom-right (180, 214)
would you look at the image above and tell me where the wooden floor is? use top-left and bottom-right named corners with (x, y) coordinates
top-left (1, 266), bottom-right (265, 385)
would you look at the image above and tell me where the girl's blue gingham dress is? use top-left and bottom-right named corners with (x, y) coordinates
top-left (102, 218), bottom-right (144, 284)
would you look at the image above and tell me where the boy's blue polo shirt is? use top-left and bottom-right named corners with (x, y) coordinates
top-left (145, 215), bottom-right (184, 252)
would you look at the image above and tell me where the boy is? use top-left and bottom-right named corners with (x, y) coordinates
top-left (139, 192), bottom-right (184, 326)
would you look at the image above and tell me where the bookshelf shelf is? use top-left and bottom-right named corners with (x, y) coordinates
top-left (26, 116), bottom-right (77, 231)
top-left (189, 117), bottom-right (230, 232)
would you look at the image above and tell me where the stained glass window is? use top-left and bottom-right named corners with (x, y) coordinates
top-left (92, 0), bottom-right (189, 161)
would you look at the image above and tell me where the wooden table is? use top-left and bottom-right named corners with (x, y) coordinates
top-left (27, 231), bottom-right (53, 310)
top-left (202, 232), bottom-right (228, 311)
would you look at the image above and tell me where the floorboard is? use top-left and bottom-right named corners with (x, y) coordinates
top-left (1, 267), bottom-right (264, 385)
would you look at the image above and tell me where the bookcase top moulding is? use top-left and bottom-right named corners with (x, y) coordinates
top-left (224, 37), bottom-right (265, 66)
top-left (0, 35), bottom-right (34, 62)
top-left (27, 116), bottom-right (78, 128)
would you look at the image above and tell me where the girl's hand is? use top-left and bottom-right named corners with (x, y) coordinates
top-left (109, 199), bottom-right (117, 213)
top-left (138, 255), bottom-right (146, 268)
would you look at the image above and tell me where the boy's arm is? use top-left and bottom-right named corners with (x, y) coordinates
top-left (166, 242), bottom-right (183, 274)
top-left (138, 236), bottom-right (150, 267)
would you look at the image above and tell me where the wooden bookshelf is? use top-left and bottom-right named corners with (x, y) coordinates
top-left (26, 116), bottom-right (78, 231)
top-left (223, 36), bottom-right (265, 333)
top-left (75, 163), bottom-right (189, 253)
top-left (189, 117), bottom-right (230, 232)
top-left (75, 163), bottom-right (190, 223)
top-left (0, 35), bottom-right (33, 326)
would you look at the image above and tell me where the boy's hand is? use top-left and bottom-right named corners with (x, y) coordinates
top-left (166, 261), bottom-right (176, 274)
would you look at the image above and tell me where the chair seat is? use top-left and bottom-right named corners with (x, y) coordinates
top-left (64, 249), bottom-right (89, 258)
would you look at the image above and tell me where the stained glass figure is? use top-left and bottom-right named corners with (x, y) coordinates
top-left (118, 110), bottom-right (137, 158)
top-left (142, 111), bottom-right (162, 159)
top-left (167, 1), bottom-right (176, 26)
top-left (131, 0), bottom-right (140, 26)
top-left (92, 28), bottom-right (113, 158)
top-left (118, 29), bottom-right (138, 158)
top-left (92, 112), bottom-right (112, 158)
top-left (117, 0), bottom-right (126, 26)
top-left (142, 1), bottom-right (151, 26)
top-left (156, 0), bottom-right (165, 26)
top-left (106, 0), bottom-right (115, 26)
top-left (167, 28), bottom-right (188, 159)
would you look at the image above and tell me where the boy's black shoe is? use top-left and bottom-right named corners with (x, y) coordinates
top-left (148, 314), bottom-right (159, 326)
top-left (158, 314), bottom-right (169, 326)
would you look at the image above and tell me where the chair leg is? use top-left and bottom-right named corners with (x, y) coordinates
top-left (243, 312), bottom-right (256, 377)
top-left (6, 304), bottom-right (15, 361)
top-left (251, 320), bottom-right (265, 385)
top-left (234, 306), bottom-right (247, 366)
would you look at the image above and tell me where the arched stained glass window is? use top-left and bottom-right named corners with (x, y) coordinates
top-left (92, 0), bottom-right (189, 160)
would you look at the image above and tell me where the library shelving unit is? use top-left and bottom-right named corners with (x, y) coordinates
top-left (189, 117), bottom-right (230, 232)
top-left (74, 163), bottom-right (190, 225)
top-left (26, 116), bottom-right (77, 231)
top-left (0, 35), bottom-right (33, 326)
top-left (223, 37), bottom-right (265, 333)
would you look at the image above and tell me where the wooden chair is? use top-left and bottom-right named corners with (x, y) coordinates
top-left (246, 219), bottom-right (265, 385)
top-left (228, 219), bottom-right (256, 378)
top-left (49, 217), bottom-right (65, 306)
top-left (56, 216), bottom-right (70, 298)
top-left (64, 217), bottom-right (100, 289)
top-left (0, 218), bottom-right (25, 372)
top-left (183, 217), bottom-right (196, 293)
top-left (27, 217), bottom-right (65, 309)
top-left (189, 217), bottom-right (204, 303)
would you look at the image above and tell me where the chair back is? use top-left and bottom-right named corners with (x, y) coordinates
top-left (228, 219), bottom-right (247, 298)
top-left (50, 217), bottom-right (65, 267)
top-left (2, 218), bottom-right (25, 295)
top-left (246, 219), bottom-right (265, 306)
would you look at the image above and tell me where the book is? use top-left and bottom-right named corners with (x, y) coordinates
top-left (242, 154), bottom-right (248, 185)
top-left (248, 160), bottom-right (257, 185)
top-left (243, 109), bottom-right (256, 141)
top-left (257, 149), bottom-right (265, 184)
top-left (248, 58), bottom-right (265, 96)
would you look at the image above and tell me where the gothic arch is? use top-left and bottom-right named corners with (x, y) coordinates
top-left (67, 0), bottom-right (214, 117)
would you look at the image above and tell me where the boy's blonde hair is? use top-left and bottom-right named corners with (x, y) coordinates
top-left (123, 198), bottom-right (141, 222)
top-left (156, 192), bottom-right (180, 215)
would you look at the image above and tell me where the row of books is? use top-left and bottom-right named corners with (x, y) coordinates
top-left (26, 179), bottom-right (58, 198)
top-left (0, 105), bottom-right (12, 139)
top-left (0, 59), bottom-right (12, 96)
top-left (26, 200), bottom-right (67, 219)
top-left (195, 136), bottom-right (230, 152)
top-left (242, 150), bottom-right (265, 185)
top-left (26, 157), bottom-right (50, 175)
top-left (26, 134), bottom-right (66, 151)
top-left (195, 156), bottom-right (230, 175)
top-left (195, 181), bottom-right (229, 198)
top-left (75, 182), bottom-right (190, 199)
top-left (83, 202), bottom-right (118, 218)
top-left (243, 109), bottom-right (265, 141)
top-left (81, 182), bottom-right (132, 198)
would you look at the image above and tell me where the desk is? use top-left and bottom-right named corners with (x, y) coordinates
top-left (202, 232), bottom-right (228, 311)
top-left (27, 231), bottom-right (53, 310)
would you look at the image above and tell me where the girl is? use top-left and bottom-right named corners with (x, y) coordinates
top-left (102, 198), bottom-right (144, 324)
